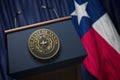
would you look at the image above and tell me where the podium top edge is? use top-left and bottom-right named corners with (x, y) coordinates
top-left (5, 16), bottom-right (72, 34)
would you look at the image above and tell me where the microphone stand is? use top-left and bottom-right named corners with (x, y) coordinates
top-left (14, 16), bottom-right (17, 28)
top-left (14, 11), bottom-right (22, 28)
top-left (41, 5), bottom-right (59, 18)
top-left (53, 8), bottom-right (59, 18)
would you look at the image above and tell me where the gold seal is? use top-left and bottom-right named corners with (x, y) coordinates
top-left (28, 29), bottom-right (60, 60)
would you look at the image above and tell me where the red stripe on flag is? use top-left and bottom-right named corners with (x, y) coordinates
top-left (81, 27), bottom-right (120, 80)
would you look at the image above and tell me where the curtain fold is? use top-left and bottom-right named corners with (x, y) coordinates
top-left (0, 0), bottom-right (70, 80)
top-left (0, 26), bottom-right (13, 80)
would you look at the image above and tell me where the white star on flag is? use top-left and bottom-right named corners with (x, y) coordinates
top-left (71, 1), bottom-right (89, 24)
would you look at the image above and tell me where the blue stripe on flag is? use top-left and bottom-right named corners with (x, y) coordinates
top-left (69, 0), bottom-right (75, 14)
top-left (87, 0), bottom-right (105, 23)
top-left (75, 0), bottom-right (87, 5)
top-left (79, 17), bottom-right (91, 38)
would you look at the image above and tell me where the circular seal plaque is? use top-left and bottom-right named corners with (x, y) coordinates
top-left (28, 29), bottom-right (60, 60)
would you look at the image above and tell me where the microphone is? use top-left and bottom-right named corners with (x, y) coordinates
top-left (14, 11), bottom-right (22, 28)
top-left (41, 5), bottom-right (52, 9)
top-left (41, 5), bottom-right (59, 18)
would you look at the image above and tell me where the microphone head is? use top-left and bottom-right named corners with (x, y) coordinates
top-left (41, 5), bottom-right (47, 9)
top-left (41, 5), bottom-right (52, 9)
top-left (17, 11), bottom-right (22, 15)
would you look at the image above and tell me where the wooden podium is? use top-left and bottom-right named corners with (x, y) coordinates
top-left (5, 16), bottom-right (87, 80)
top-left (19, 65), bottom-right (81, 80)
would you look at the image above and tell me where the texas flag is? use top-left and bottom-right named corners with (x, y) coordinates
top-left (69, 0), bottom-right (120, 80)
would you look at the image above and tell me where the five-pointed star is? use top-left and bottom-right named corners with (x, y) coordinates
top-left (71, 1), bottom-right (89, 24)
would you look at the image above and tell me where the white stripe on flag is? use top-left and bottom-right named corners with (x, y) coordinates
top-left (93, 13), bottom-right (120, 54)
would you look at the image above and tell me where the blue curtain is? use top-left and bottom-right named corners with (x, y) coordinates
top-left (0, 0), bottom-right (70, 30)
top-left (0, 26), bottom-right (13, 80)
top-left (0, 0), bottom-right (70, 80)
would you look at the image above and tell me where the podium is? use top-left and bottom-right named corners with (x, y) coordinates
top-left (5, 16), bottom-right (87, 80)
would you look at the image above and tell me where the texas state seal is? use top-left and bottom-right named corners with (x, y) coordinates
top-left (28, 28), bottom-right (60, 60)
